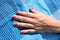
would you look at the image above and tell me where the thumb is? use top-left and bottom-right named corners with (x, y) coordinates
top-left (20, 29), bottom-right (36, 34)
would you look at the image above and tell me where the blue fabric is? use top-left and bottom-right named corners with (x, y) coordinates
top-left (0, 0), bottom-right (60, 40)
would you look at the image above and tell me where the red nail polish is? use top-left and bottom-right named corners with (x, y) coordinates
top-left (12, 16), bottom-right (16, 19)
top-left (16, 12), bottom-right (21, 15)
top-left (20, 32), bottom-right (25, 34)
top-left (13, 23), bottom-right (18, 27)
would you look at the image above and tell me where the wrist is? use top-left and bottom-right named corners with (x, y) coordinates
top-left (44, 16), bottom-right (56, 26)
top-left (46, 18), bottom-right (60, 32)
top-left (54, 20), bottom-right (60, 33)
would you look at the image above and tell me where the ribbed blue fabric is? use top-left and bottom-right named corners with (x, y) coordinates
top-left (0, 0), bottom-right (60, 40)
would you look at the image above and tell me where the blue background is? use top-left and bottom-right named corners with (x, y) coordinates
top-left (0, 0), bottom-right (60, 40)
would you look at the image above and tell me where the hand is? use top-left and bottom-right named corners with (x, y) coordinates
top-left (12, 7), bottom-right (59, 34)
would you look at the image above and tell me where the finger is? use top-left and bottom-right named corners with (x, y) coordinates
top-left (12, 15), bottom-right (38, 24)
top-left (20, 29), bottom-right (36, 34)
top-left (13, 22), bottom-right (35, 28)
top-left (35, 27), bottom-right (45, 32)
top-left (30, 7), bottom-right (44, 15)
top-left (29, 7), bottom-right (38, 13)
top-left (16, 11), bottom-right (36, 18)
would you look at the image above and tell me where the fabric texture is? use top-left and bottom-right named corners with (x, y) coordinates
top-left (0, 0), bottom-right (60, 40)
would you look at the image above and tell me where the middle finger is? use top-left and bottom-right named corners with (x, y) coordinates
top-left (12, 15), bottom-right (38, 24)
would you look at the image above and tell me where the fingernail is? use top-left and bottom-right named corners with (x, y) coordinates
top-left (20, 32), bottom-right (25, 34)
top-left (12, 16), bottom-right (16, 19)
top-left (13, 23), bottom-right (19, 27)
top-left (16, 12), bottom-right (21, 15)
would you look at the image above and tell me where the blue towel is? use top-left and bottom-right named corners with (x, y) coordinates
top-left (0, 0), bottom-right (60, 40)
